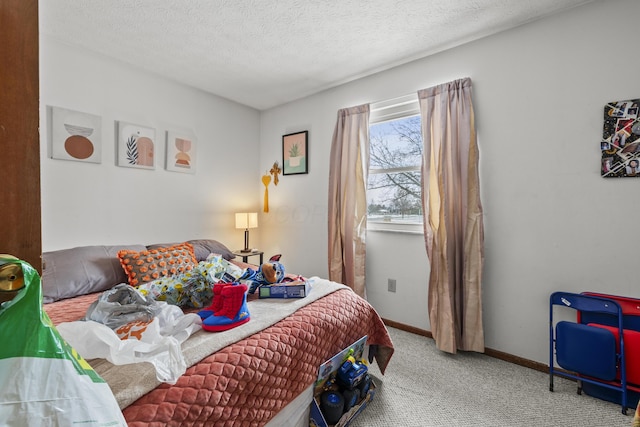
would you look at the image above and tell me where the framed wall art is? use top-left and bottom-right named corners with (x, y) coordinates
top-left (282, 130), bottom-right (308, 175)
top-left (116, 121), bottom-right (156, 170)
top-left (601, 98), bottom-right (640, 177)
top-left (49, 106), bottom-right (102, 163)
top-left (166, 130), bottom-right (197, 173)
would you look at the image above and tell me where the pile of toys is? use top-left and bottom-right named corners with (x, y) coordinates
top-left (318, 349), bottom-right (373, 425)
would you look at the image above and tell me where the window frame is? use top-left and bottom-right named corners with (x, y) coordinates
top-left (367, 94), bottom-right (423, 234)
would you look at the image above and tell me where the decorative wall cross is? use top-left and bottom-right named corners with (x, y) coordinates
top-left (270, 161), bottom-right (281, 185)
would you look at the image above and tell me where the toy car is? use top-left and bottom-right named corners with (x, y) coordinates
top-left (336, 356), bottom-right (368, 389)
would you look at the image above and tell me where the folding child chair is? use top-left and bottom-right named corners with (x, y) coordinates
top-left (549, 291), bottom-right (628, 414)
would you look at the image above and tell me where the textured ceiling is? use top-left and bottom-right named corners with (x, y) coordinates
top-left (40, 0), bottom-right (595, 110)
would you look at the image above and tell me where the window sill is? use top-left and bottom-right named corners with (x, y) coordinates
top-left (367, 221), bottom-right (424, 235)
top-left (368, 227), bottom-right (423, 235)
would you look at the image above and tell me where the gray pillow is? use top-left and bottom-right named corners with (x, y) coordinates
top-left (146, 239), bottom-right (235, 261)
top-left (42, 245), bottom-right (146, 303)
top-left (187, 239), bottom-right (235, 261)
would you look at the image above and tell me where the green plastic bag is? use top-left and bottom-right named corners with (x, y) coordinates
top-left (0, 256), bottom-right (127, 426)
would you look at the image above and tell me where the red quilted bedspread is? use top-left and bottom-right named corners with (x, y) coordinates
top-left (45, 288), bottom-right (394, 426)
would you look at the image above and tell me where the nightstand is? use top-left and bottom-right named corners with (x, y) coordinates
top-left (232, 250), bottom-right (263, 265)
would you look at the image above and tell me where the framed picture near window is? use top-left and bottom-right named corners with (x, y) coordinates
top-left (282, 130), bottom-right (308, 175)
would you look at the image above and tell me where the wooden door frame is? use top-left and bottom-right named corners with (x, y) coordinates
top-left (0, 0), bottom-right (42, 272)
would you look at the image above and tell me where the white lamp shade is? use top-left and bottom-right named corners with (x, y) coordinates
top-left (235, 212), bottom-right (258, 229)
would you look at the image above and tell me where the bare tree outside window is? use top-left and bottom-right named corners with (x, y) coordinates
top-left (368, 115), bottom-right (423, 224)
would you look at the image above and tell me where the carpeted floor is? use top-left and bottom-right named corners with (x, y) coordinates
top-left (350, 327), bottom-right (633, 427)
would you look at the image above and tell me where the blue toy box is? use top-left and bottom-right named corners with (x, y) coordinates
top-left (258, 279), bottom-right (311, 299)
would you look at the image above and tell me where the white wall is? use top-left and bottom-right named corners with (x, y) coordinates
top-left (39, 37), bottom-right (262, 252)
top-left (39, 0), bottom-right (640, 364)
top-left (259, 0), bottom-right (640, 363)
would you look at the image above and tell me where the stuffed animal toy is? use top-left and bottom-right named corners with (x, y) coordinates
top-left (257, 262), bottom-right (285, 284)
top-left (241, 258), bottom-right (285, 294)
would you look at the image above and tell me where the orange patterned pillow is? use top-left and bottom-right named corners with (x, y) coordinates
top-left (117, 243), bottom-right (197, 287)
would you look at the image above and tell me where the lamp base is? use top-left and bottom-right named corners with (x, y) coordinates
top-left (241, 229), bottom-right (252, 254)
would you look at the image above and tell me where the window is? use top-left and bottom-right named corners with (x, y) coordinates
top-left (368, 94), bottom-right (423, 232)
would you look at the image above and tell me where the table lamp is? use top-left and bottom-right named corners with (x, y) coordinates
top-left (235, 212), bottom-right (258, 253)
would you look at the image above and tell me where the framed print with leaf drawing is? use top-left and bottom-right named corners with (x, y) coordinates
top-left (282, 130), bottom-right (308, 175)
top-left (166, 130), bottom-right (196, 174)
top-left (116, 121), bottom-right (156, 170)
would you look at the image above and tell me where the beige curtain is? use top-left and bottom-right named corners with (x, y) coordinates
top-left (328, 104), bottom-right (370, 298)
top-left (418, 78), bottom-right (485, 354)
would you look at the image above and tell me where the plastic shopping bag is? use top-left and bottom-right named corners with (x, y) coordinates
top-left (57, 300), bottom-right (201, 384)
top-left (85, 283), bottom-right (162, 329)
top-left (0, 256), bottom-right (127, 426)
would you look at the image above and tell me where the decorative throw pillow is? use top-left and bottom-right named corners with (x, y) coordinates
top-left (117, 243), bottom-right (197, 287)
top-left (146, 239), bottom-right (236, 261)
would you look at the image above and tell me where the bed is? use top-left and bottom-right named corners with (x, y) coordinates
top-left (41, 240), bottom-right (394, 426)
